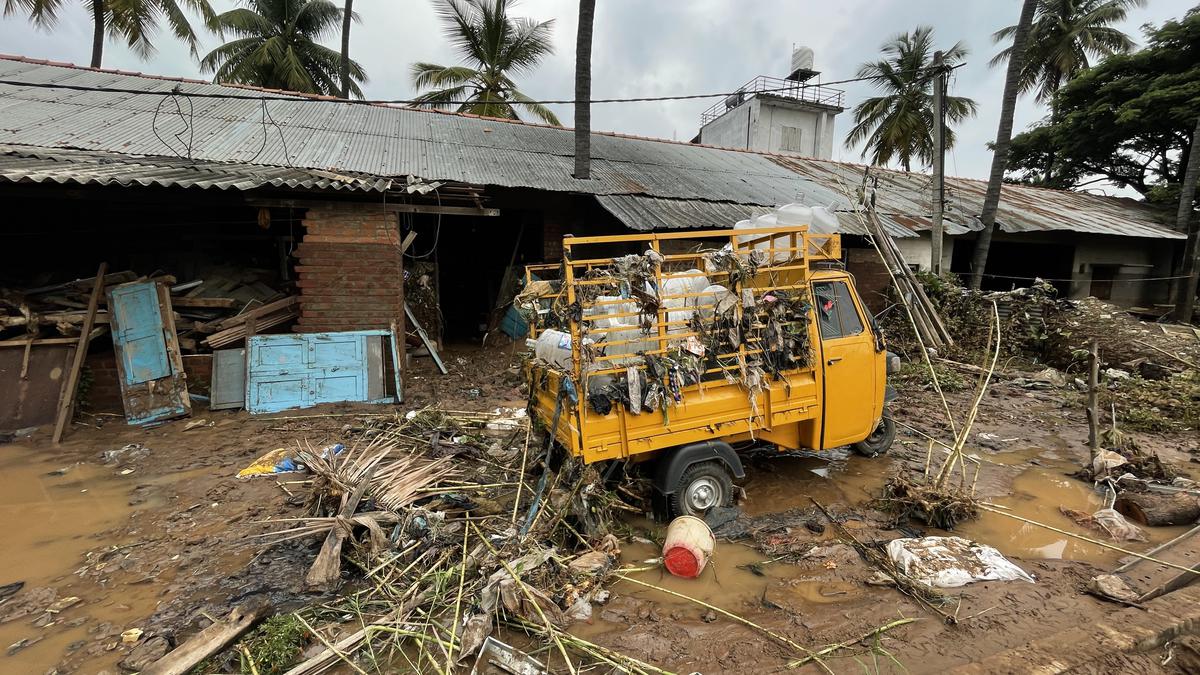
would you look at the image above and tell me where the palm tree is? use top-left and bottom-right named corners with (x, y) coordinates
top-left (574, 0), bottom-right (595, 178)
top-left (200, 0), bottom-right (366, 98)
top-left (846, 27), bottom-right (977, 171)
top-left (411, 0), bottom-right (560, 125)
top-left (3, 0), bottom-right (214, 68)
top-left (339, 0), bottom-right (352, 98)
top-left (968, 0), bottom-right (1039, 290)
top-left (991, 0), bottom-right (1145, 104)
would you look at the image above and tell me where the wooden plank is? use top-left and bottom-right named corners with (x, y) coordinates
top-left (1115, 523), bottom-right (1200, 602)
top-left (52, 262), bottom-right (107, 445)
top-left (197, 296), bottom-right (298, 333)
top-left (248, 197), bottom-right (498, 217)
top-left (141, 604), bottom-right (270, 675)
top-left (102, 296), bottom-right (237, 309)
top-left (404, 303), bottom-right (447, 375)
top-left (0, 329), bottom-right (105, 348)
top-left (389, 320), bottom-right (404, 403)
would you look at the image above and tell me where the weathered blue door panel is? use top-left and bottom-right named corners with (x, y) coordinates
top-left (246, 331), bottom-right (389, 414)
top-left (109, 282), bottom-right (171, 385)
top-left (107, 280), bottom-right (190, 425)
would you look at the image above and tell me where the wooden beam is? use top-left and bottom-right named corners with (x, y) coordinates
top-left (247, 198), bottom-right (498, 216)
top-left (100, 296), bottom-right (238, 309)
top-left (141, 603), bottom-right (270, 675)
top-left (388, 203), bottom-right (499, 217)
top-left (53, 262), bottom-right (107, 445)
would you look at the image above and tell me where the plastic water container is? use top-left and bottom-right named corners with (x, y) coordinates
top-left (662, 270), bottom-right (711, 334)
top-left (662, 515), bottom-right (716, 578)
top-left (811, 206), bottom-right (839, 234)
top-left (532, 329), bottom-right (576, 369)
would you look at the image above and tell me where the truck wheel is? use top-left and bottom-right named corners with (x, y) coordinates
top-left (852, 414), bottom-right (896, 458)
top-left (669, 461), bottom-right (733, 518)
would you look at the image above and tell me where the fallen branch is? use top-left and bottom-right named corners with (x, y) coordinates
top-left (306, 465), bottom-right (376, 589)
top-left (787, 617), bottom-right (918, 669)
top-left (614, 573), bottom-right (833, 673)
top-left (142, 603), bottom-right (270, 675)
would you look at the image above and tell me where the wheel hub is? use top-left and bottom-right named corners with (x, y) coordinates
top-left (685, 476), bottom-right (721, 512)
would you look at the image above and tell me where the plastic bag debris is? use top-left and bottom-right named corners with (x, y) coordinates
top-left (1092, 450), bottom-right (1128, 477)
top-left (236, 443), bottom-right (344, 478)
top-left (886, 536), bottom-right (1035, 588)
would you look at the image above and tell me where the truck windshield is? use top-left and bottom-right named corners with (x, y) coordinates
top-left (813, 281), bottom-right (864, 339)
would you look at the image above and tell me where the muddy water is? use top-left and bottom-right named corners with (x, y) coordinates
top-left (0, 445), bottom-right (157, 672)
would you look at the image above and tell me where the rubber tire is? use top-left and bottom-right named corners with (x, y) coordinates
top-left (669, 461), bottom-right (733, 518)
top-left (852, 414), bottom-right (896, 458)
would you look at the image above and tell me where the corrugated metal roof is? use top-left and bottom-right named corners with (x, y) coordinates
top-left (0, 56), bottom-right (1182, 239)
top-left (596, 194), bottom-right (921, 238)
top-left (0, 144), bottom-right (392, 193)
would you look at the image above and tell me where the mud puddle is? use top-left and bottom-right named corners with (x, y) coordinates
top-left (0, 444), bottom-right (160, 672)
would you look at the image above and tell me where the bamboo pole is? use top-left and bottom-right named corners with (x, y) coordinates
top-left (1086, 339), bottom-right (1100, 460)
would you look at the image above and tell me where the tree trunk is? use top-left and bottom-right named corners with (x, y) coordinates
top-left (1171, 115), bottom-right (1200, 323)
top-left (573, 0), bottom-right (595, 180)
top-left (967, 0), bottom-right (1038, 290)
top-left (340, 0), bottom-right (353, 98)
top-left (1115, 490), bottom-right (1200, 527)
top-left (90, 0), bottom-right (105, 68)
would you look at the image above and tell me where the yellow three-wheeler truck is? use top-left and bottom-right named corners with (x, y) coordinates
top-left (521, 225), bottom-right (897, 517)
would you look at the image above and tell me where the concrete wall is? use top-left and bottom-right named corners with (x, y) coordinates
top-left (294, 203), bottom-right (404, 332)
top-left (1069, 236), bottom-right (1175, 307)
top-left (894, 233), bottom-right (953, 273)
top-left (698, 97), bottom-right (838, 159)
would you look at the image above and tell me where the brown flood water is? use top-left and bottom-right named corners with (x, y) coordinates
top-left (594, 443), bottom-right (1189, 622)
top-left (0, 445), bottom-right (161, 672)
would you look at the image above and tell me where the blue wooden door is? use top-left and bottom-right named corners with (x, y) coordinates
top-left (109, 282), bottom-right (171, 385)
top-left (246, 333), bottom-right (371, 413)
top-left (107, 280), bottom-right (190, 425)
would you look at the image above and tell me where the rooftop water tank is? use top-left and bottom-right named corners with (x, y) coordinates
top-left (787, 46), bottom-right (817, 82)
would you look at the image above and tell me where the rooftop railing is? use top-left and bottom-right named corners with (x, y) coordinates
top-left (700, 75), bottom-right (845, 126)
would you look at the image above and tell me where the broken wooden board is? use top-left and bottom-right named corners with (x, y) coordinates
top-left (405, 303), bottom-right (447, 375)
top-left (141, 603), bottom-right (270, 675)
top-left (1114, 523), bottom-right (1200, 602)
top-left (108, 280), bottom-right (191, 425)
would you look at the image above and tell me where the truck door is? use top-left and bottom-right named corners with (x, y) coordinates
top-left (813, 279), bottom-right (876, 448)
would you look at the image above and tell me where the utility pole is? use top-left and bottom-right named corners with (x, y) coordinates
top-left (930, 51), bottom-right (946, 276)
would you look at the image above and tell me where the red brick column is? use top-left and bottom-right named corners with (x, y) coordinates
top-left (294, 204), bottom-right (403, 333)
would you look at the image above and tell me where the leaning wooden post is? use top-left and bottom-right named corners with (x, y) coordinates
top-left (53, 262), bottom-right (107, 445)
top-left (1086, 339), bottom-right (1100, 459)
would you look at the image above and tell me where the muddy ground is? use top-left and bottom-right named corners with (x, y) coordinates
top-left (2, 341), bottom-right (1198, 674)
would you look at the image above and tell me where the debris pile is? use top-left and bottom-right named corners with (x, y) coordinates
top-left (0, 266), bottom-right (295, 352)
top-left (188, 408), bottom-right (659, 674)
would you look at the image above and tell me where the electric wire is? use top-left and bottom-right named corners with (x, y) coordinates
top-left (0, 63), bottom-right (957, 107)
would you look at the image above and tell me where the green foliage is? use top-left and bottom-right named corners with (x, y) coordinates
top-left (411, 0), bottom-right (561, 125)
top-left (1006, 8), bottom-right (1200, 200)
top-left (878, 272), bottom-right (1062, 364)
top-left (1106, 371), bottom-right (1200, 434)
top-left (991, 0), bottom-right (1144, 104)
top-left (2, 0), bottom-right (215, 61)
top-left (845, 26), bottom-right (977, 171)
top-left (200, 0), bottom-right (366, 97)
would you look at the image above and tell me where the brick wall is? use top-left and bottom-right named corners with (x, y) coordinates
top-left (294, 204), bottom-right (404, 332)
top-left (84, 352), bottom-right (123, 413)
top-left (845, 247), bottom-right (892, 313)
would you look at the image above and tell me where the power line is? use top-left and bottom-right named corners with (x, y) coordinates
top-left (0, 64), bottom-right (957, 107)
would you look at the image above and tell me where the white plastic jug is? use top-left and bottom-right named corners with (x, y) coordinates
top-left (533, 329), bottom-right (576, 369)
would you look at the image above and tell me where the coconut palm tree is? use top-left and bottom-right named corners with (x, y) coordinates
top-left (574, 0), bottom-right (595, 178)
top-left (339, 0), bottom-right (352, 98)
top-left (200, 0), bottom-right (366, 98)
top-left (845, 27), bottom-right (977, 171)
top-left (991, 0), bottom-right (1146, 104)
top-left (411, 0), bottom-right (560, 125)
top-left (2, 0), bottom-right (214, 68)
top-left (968, 0), bottom-right (1039, 290)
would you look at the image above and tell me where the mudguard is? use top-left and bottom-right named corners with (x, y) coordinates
top-left (653, 440), bottom-right (746, 495)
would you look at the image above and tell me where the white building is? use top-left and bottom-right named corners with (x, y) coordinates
top-left (696, 47), bottom-right (844, 159)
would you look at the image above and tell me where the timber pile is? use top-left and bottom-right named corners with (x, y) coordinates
top-left (1, 267), bottom-right (295, 353)
top-left (862, 207), bottom-right (953, 350)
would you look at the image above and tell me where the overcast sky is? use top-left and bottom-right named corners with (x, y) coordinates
top-left (1, 0), bottom-right (1193, 189)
